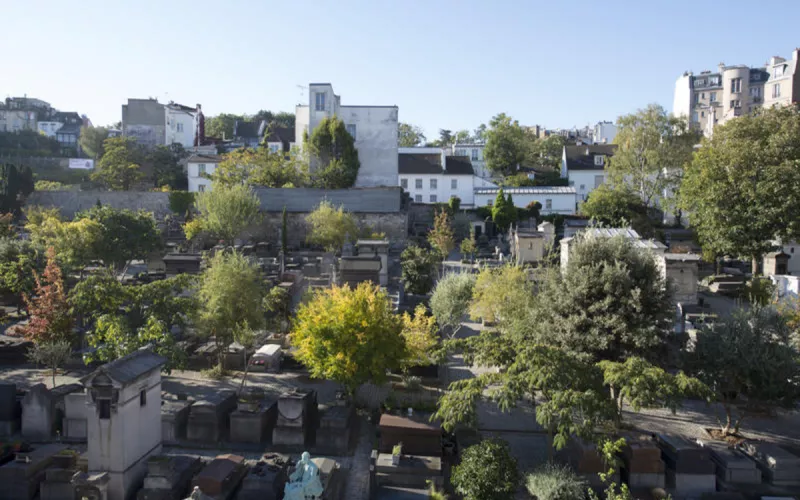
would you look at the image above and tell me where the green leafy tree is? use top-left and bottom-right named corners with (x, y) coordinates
top-left (430, 271), bottom-right (475, 338)
top-left (680, 106), bottom-right (800, 274)
top-left (305, 116), bottom-right (360, 188)
top-left (484, 114), bottom-right (526, 176)
top-left (34, 180), bottom-right (68, 191)
top-left (400, 244), bottom-right (439, 295)
top-left (454, 129), bottom-right (472, 144)
top-left (491, 188), bottom-right (517, 231)
top-left (88, 314), bottom-right (184, 372)
top-left (610, 104), bottom-right (698, 211)
top-left (92, 137), bottom-right (145, 190)
top-left (526, 464), bottom-right (587, 500)
top-left (234, 321), bottom-right (257, 393)
top-left (529, 235), bottom-right (673, 361)
top-left (305, 200), bottom-right (357, 251)
top-left (528, 135), bottom-right (567, 171)
top-left (75, 205), bottom-right (161, 270)
top-left (450, 439), bottom-right (521, 500)
top-left (0, 238), bottom-right (44, 313)
top-left (0, 163), bottom-right (35, 214)
top-left (21, 248), bottom-right (73, 344)
top-left (211, 148), bottom-right (308, 188)
top-left (168, 191), bottom-right (195, 217)
top-left (263, 286), bottom-right (292, 332)
top-left (27, 211), bottom-right (103, 272)
top-left (473, 123), bottom-right (487, 143)
top-left (448, 196), bottom-right (461, 213)
top-left (191, 183), bottom-right (262, 244)
top-left (195, 251), bottom-right (266, 368)
top-left (148, 143), bottom-right (188, 190)
top-left (690, 307), bottom-right (800, 435)
top-left (400, 304), bottom-right (439, 370)
top-left (79, 126), bottom-right (109, 159)
top-left (580, 184), bottom-right (653, 236)
top-left (205, 113), bottom-right (243, 139)
top-left (398, 123), bottom-right (426, 147)
top-left (470, 265), bottom-right (532, 325)
top-left (428, 209), bottom-right (455, 259)
top-left (27, 340), bottom-right (72, 388)
top-left (460, 225), bottom-right (477, 262)
top-left (290, 282), bottom-right (406, 396)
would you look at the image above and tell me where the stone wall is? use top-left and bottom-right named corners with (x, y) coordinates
top-left (26, 191), bottom-right (171, 218)
top-left (261, 211), bottom-right (407, 248)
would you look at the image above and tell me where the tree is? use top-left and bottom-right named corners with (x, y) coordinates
top-left (400, 304), bottom-right (439, 370)
top-left (454, 129), bottom-right (472, 144)
top-left (448, 196), bottom-right (461, 213)
top-left (528, 135), bottom-right (567, 171)
top-left (191, 183), bottom-right (262, 244)
top-left (0, 163), bottom-right (35, 214)
top-left (491, 188), bottom-right (517, 231)
top-left (484, 114), bottom-right (526, 176)
top-left (148, 144), bottom-right (188, 190)
top-left (610, 104), bottom-right (698, 211)
top-left (75, 205), bottom-right (161, 270)
top-left (211, 148), bottom-right (308, 188)
top-left (525, 201), bottom-right (542, 221)
top-left (438, 129), bottom-right (454, 146)
top-left (79, 126), bottom-right (109, 159)
top-left (205, 113), bottom-right (242, 139)
top-left (400, 244), bottom-right (438, 295)
top-left (398, 123), bottom-right (426, 147)
top-left (263, 286), bottom-right (291, 332)
top-left (234, 321), bottom-right (257, 393)
top-left (168, 191), bottom-right (195, 217)
top-left (460, 225), bottom-right (477, 262)
top-left (430, 272), bottom-right (475, 338)
top-left (195, 251), bottom-right (265, 368)
top-left (88, 315), bottom-right (184, 372)
top-left (0, 238), bottom-right (44, 313)
top-left (473, 124), bottom-right (488, 144)
top-left (530, 235), bottom-right (673, 361)
top-left (27, 340), bottom-right (72, 388)
top-left (526, 464), bottom-right (587, 500)
top-left (680, 106), bottom-right (800, 274)
top-left (580, 184), bottom-right (653, 237)
top-left (305, 200), bottom-right (357, 252)
top-left (305, 116), bottom-right (360, 188)
top-left (470, 265), bottom-right (531, 325)
top-left (290, 282), bottom-right (406, 396)
top-left (690, 307), bottom-right (800, 435)
top-left (92, 137), bottom-right (145, 190)
top-left (428, 209), bottom-right (455, 259)
top-left (21, 248), bottom-right (73, 344)
top-left (27, 211), bottom-right (104, 272)
top-left (450, 439), bottom-right (521, 500)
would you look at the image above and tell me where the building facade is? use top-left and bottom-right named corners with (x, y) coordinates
top-left (123, 98), bottom-right (199, 148)
top-left (673, 48), bottom-right (800, 134)
top-left (186, 154), bottom-right (223, 192)
top-left (473, 186), bottom-right (577, 215)
top-left (0, 97), bottom-right (52, 132)
top-left (296, 83), bottom-right (398, 187)
top-left (592, 121), bottom-right (617, 144)
top-left (451, 143), bottom-right (491, 178)
top-left (561, 144), bottom-right (616, 203)
top-left (164, 102), bottom-right (198, 148)
top-left (398, 147), bottom-right (492, 206)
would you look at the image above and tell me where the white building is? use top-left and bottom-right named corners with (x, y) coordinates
top-left (561, 144), bottom-right (616, 203)
top-left (592, 121), bottom-right (617, 144)
top-left (37, 120), bottom-right (63, 137)
top-left (474, 186), bottom-right (577, 215)
top-left (164, 102), bottom-right (198, 148)
top-left (187, 154), bottom-right (223, 192)
top-left (451, 143), bottom-right (491, 178)
top-left (398, 147), bottom-right (496, 207)
top-left (296, 83), bottom-right (398, 187)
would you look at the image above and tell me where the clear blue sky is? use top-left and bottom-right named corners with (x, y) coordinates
top-left (4, 0), bottom-right (800, 139)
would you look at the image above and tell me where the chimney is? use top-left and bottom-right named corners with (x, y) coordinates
top-left (441, 148), bottom-right (447, 172)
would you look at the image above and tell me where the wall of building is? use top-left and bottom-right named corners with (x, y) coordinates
top-left (473, 191), bottom-right (576, 214)
top-left (338, 106), bottom-right (398, 187)
top-left (187, 161), bottom-right (217, 192)
top-left (37, 121), bottom-right (63, 137)
top-left (399, 173), bottom-right (474, 205)
top-left (122, 99), bottom-right (166, 147)
top-left (165, 109), bottom-right (196, 148)
top-left (568, 170), bottom-right (606, 201)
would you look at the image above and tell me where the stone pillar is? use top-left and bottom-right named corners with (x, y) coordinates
top-left (22, 384), bottom-right (55, 441)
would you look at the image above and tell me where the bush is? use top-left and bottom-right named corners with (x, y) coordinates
top-left (525, 464), bottom-right (587, 500)
top-left (451, 439), bottom-right (520, 500)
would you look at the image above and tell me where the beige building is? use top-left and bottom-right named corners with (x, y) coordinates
top-left (509, 222), bottom-right (556, 266)
top-left (673, 48), bottom-right (800, 135)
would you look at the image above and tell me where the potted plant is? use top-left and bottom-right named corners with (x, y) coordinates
top-left (392, 442), bottom-right (403, 466)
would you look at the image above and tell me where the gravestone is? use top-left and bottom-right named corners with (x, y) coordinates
top-left (0, 443), bottom-right (67, 500)
top-left (740, 442), bottom-right (800, 487)
top-left (186, 391), bottom-right (236, 443)
top-left (62, 391), bottom-right (88, 441)
top-left (656, 434), bottom-right (716, 495)
top-left (379, 414), bottom-right (441, 457)
top-left (229, 388), bottom-right (277, 444)
top-left (137, 455), bottom-right (203, 500)
top-left (700, 440), bottom-right (761, 485)
top-left (236, 453), bottom-right (290, 500)
top-left (21, 384), bottom-right (55, 442)
top-left (40, 451), bottom-right (80, 500)
top-left (191, 454), bottom-right (247, 500)
top-left (250, 345), bottom-right (282, 373)
top-left (565, 439), bottom-right (618, 488)
top-left (161, 400), bottom-right (194, 444)
top-left (272, 389), bottom-right (318, 448)
top-left (0, 383), bottom-right (19, 436)
top-left (621, 434), bottom-right (665, 489)
top-left (315, 405), bottom-right (354, 455)
top-left (375, 453), bottom-right (442, 490)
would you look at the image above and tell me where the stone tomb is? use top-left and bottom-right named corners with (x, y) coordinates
top-left (311, 457), bottom-right (344, 500)
top-left (656, 434), bottom-right (716, 495)
top-left (374, 452), bottom-right (442, 490)
top-left (564, 439), bottom-right (619, 488)
top-left (62, 391), bottom-right (88, 441)
top-left (21, 383), bottom-right (83, 442)
top-left (137, 455), bottom-right (203, 500)
top-left (0, 443), bottom-right (67, 500)
top-left (0, 383), bottom-right (19, 436)
top-left (740, 442), bottom-right (800, 487)
top-left (699, 440), bottom-right (761, 485)
top-left (236, 453), bottom-right (290, 500)
top-left (40, 450), bottom-right (81, 500)
top-left (191, 454), bottom-right (247, 500)
top-left (379, 414), bottom-right (441, 457)
top-left (161, 399), bottom-right (194, 444)
top-left (272, 389), bottom-right (318, 448)
top-left (338, 256), bottom-right (381, 288)
top-left (186, 390), bottom-right (237, 443)
top-left (71, 472), bottom-right (110, 500)
top-left (621, 434), bottom-right (665, 489)
top-left (249, 344), bottom-right (282, 373)
top-left (315, 405), bottom-right (354, 455)
top-left (229, 388), bottom-right (277, 444)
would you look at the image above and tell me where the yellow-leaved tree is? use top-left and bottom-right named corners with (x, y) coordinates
top-left (290, 282), bottom-right (406, 396)
top-left (400, 304), bottom-right (440, 371)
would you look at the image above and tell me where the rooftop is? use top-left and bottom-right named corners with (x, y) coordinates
top-left (81, 347), bottom-right (165, 385)
top-left (564, 144), bottom-right (617, 171)
top-left (187, 154), bottom-right (224, 163)
top-left (474, 186), bottom-right (576, 195)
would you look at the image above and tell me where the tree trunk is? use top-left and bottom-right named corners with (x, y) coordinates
top-left (752, 256), bottom-right (760, 276)
top-left (52, 368), bottom-right (56, 389)
top-left (238, 351), bottom-right (250, 395)
top-left (722, 404), bottom-right (733, 435)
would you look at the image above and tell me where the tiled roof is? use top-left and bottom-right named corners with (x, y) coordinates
top-left (444, 156), bottom-right (474, 175)
top-left (82, 347), bottom-right (165, 385)
top-left (474, 186), bottom-right (577, 195)
top-left (398, 153), bottom-right (442, 174)
top-left (234, 120), bottom-right (265, 139)
top-left (564, 144), bottom-right (617, 171)
top-left (187, 154), bottom-right (224, 163)
top-left (264, 126), bottom-right (294, 144)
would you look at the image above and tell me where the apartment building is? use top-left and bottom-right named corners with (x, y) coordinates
top-left (0, 97), bottom-right (52, 132)
top-left (560, 144), bottom-right (617, 202)
top-left (122, 98), bottom-right (200, 148)
top-left (296, 83), bottom-right (398, 187)
top-left (674, 48), bottom-right (800, 134)
top-left (451, 143), bottom-right (491, 178)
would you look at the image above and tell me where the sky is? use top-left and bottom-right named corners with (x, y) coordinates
top-left (3, 0), bottom-right (800, 140)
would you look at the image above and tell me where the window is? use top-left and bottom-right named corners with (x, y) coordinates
top-left (430, 195), bottom-right (437, 203)
top-left (773, 83), bottom-right (781, 98)
top-left (415, 179), bottom-right (422, 189)
top-left (198, 184), bottom-right (205, 192)
top-left (315, 92), bottom-right (326, 111)
top-left (177, 122), bottom-right (184, 133)
top-left (749, 86), bottom-right (761, 98)
top-left (579, 184), bottom-right (585, 191)
top-left (430, 179), bottom-right (437, 189)
top-left (701, 111), bottom-right (705, 117)
top-left (594, 175), bottom-right (604, 188)
top-left (594, 155), bottom-right (604, 166)
top-left (701, 92), bottom-right (705, 99)
top-left (545, 199), bottom-right (552, 210)
top-left (774, 65), bottom-right (785, 78)
top-left (414, 194), bottom-right (422, 203)
top-left (730, 78), bottom-right (742, 93)
top-left (401, 178), bottom-right (408, 189)
top-left (471, 149), bottom-right (478, 161)
top-left (98, 400), bottom-right (111, 420)
top-left (710, 92), bottom-right (717, 102)
top-left (694, 94), bottom-right (699, 104)
top-left (710, 76), bottom-right (720, 86)
top-left (692, 112), bottom-right (699, 122)
top-left (346, 124), bottom-right (356, 140)
top-left (451, 179), bottom-right (457, 189)
top-left (140, 389), bottom-right (147, 406)
top-left (269, 144), bottom-right (280, 153)
top-left (198, 164), bottom-right (206, 176)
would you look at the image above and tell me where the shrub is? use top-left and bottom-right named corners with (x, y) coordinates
top-left (525, 464), bottom-right (587, 500)
top-left (451, 439), bottom-right (520, 500)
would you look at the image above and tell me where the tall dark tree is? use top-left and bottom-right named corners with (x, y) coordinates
top-left (0, 163), bottom-right (34, 213)
top-left (148, 143), bottom-right (188, 189)
top-left (79, 126), bottom-right (110, 159)
top-left (305, 116), bottom-right (360, 188)
top-left (74, 205), bottom-right (161, 270)
top-left (484, 114), bottom-right (526, 176)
